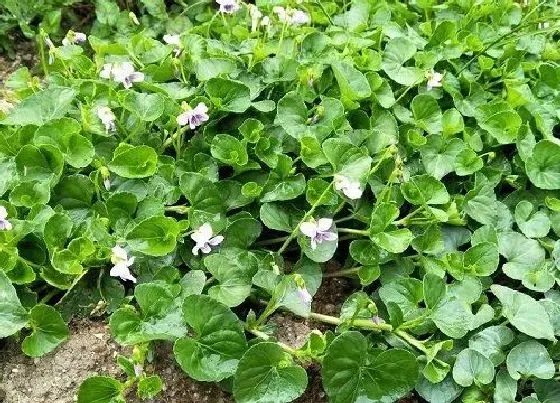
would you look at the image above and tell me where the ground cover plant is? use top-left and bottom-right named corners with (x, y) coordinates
top-left (1, 0), bottom-right (560, 401)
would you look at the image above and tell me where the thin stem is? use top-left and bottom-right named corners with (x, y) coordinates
top-left (324, 267), bottom-right (360, 278)
top-left (308, 312), bottom-right (393, 332)
top-left (311, 1), bottom-right (334, 25)
top-left (246, 327), bottom-right (298, 355)
top-left (257, 235), bottom-right (289, 246)
top-left (337, 228), bottom-right (368, 236)
top-left (37, 34), bottom-right (49, 78)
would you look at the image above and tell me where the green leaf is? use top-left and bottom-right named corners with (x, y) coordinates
top-left (0, 88), bottom-right (76, 126)
top-left (137, 375), bottom-right (163, 400)
top-left (110, 283), bottom-right (186, 345)
top-left (121, 91), bottom-right (165, 121)
top-left (382, 38), bottom-right (423, 86)
top-left (491, 285), bottom-right (555, 341)
top-left (33, 118), bottom-right (94, 168)
top-left (515, 201), bottom-right (550, 238)
top-left (211, 134), bottom-right (249, 166)
top-left (233, 342), bottom-right (308, 403)
top-left (205, 78), bottom-right (251, 112)
top-left (371, 229), bottom-right (413, 253)
top-left (204, 248), bottom-right (259, 307)
top-left (126, 216), bottom-right (181, 256)
top-left (21, 304), bottom-right (69, 357)
top-left (416, 375), bottom-right (463, 403)
top-left (462, 242), bottom-right (499, 276)
top-left (469, 325), bottom-right (514, 365)
top-left (259, 202), bottom-right (302, 233)
top-left (77, 376), bottom-right (124, 403)
top-left (526, 140), bottom-right (560, 190)
top-left (108, 144), bottom-right (158, 178)
top-left (331, 61), bottom-right (371, 104)
top-left (0, 270), bottom-right (28, 338)
top-left (452, 348), bottom-right (495, 387)
top-left (494, 369), bottom-right (518, 403)
top-left (475, 100), bottom-right (521, 144)
top-left (412, 94), bottom-right (443, 134)
top-left (401, 174), bottom-right (449, 205)
top-left (322, 331), bottom-right (418, 403)
top-left (506, 341), bottom-right (555, 380)
top-left (174, 295), bottom-right (247, 381)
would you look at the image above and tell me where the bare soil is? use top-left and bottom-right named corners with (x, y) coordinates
top-left (0, 274), bottom-right (355, 403)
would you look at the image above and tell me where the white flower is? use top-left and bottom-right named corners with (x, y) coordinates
top-left (273, 6), bottom-right (289, 22)
top-left (290, 10), bottom-right (310, 25)
top-left (426, 70), bottom-right (443, 91)
top-left (273, 7), bottom-right (310, 25)
top-left (300, 218), bottom-right (337, 250)
top-left (191, 223), bottom-right (224, 255)
top-left (176, 102), bottom-right (209, 129)
top-left (103, 177), bottom-right (111, 191)
top-left (45, 37), bottom-right (56, 65)
top-left (62, 31), bottom-right (87, 46)
top-left (334, 175), bottom-right (363, 200)
top-left (100, 62), bottom-right (144, 89)
top-left (0, 206), bottom-right (13, 231)
top-left (248, 5), bottom-right (262, 32)
top-left (110, 246), bottom-right (136, 282)
top-left (297, 286), bottom-right (312, 306)
top-left (163, 34), bottom-right (183, 56)
top-left (261, 16), bottom-right (270, 27)
top-left (97, 106), bottom-right (116, 133)
top-left (539, 22), bottom-right (551, 29)
top-left (217, 0), bottom-right (240, 14)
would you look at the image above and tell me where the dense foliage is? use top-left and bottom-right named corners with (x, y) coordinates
top-left (1, 0), bottom-right (560, 402)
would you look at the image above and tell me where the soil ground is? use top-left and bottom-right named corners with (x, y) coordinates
top-left (0, 276), bottom-right (355, 403)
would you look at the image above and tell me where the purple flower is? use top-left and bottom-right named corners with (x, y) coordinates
top-left (300, 218), bottom-right (337, 250)
top-left (217, 0), bottom-right (240, 14)
top-left (176, 102), bottom-right (209, 129)
top-left (0, 206), bottom-right (12, 231)
top-left (297, 287), bottom-right (312, 306)
top-left (100, 62), bottom-right (144, 89)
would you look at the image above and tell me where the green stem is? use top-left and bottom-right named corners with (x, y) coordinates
top-left (277, 182), bottom-right (334, 254)
top-left (37, 34), bottom-right (49, 78)
top-left (308, 312), bottom-right (393, 332)
top-left (337, 228), bottom-right (368, 236)
top-left (246, 327), bottom-right (298, 355)
top-left (323, 267), bottom-right (361, 278)
top-left (394, 206), bottom-right (425, 226)
top-left (395, 330), bottom-right (428, 354)
top-left (165, 205), bottom-right (190, 214)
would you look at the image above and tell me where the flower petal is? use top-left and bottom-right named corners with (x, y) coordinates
top-left (300, 221), bottom-right (318, 237)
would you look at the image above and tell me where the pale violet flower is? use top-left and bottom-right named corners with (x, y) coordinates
top-left (0, 206), bottom-right (13, 231)
top-left (176, 102), bottom-right (209, 129)
top-left (300, 218), bottom-right (337, 250)
top-left (110, 246), bottom-right (136, 283)
top-left (371, 316), bottom-right (385, 325)
top-left (100, 62), bottom-right (144, 89)
top-left (62, 31), bottom-right (87, 46)
top-left (290, 10), bottom-right (310, 25)
top-left (217, 0), bottom-right (240, 14)
top-left (191, 223), bottom-right (224, 255)
top-left (163, 34), bottom-right (182, 56)
top-left (426, 70), bottom-right (443, 91)
top-left (334, 175), bottom-right (362, 200)
top-left (97, 106), bottom-right (116, 133)
top-left (297, 286), bottom-right (312, 306)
